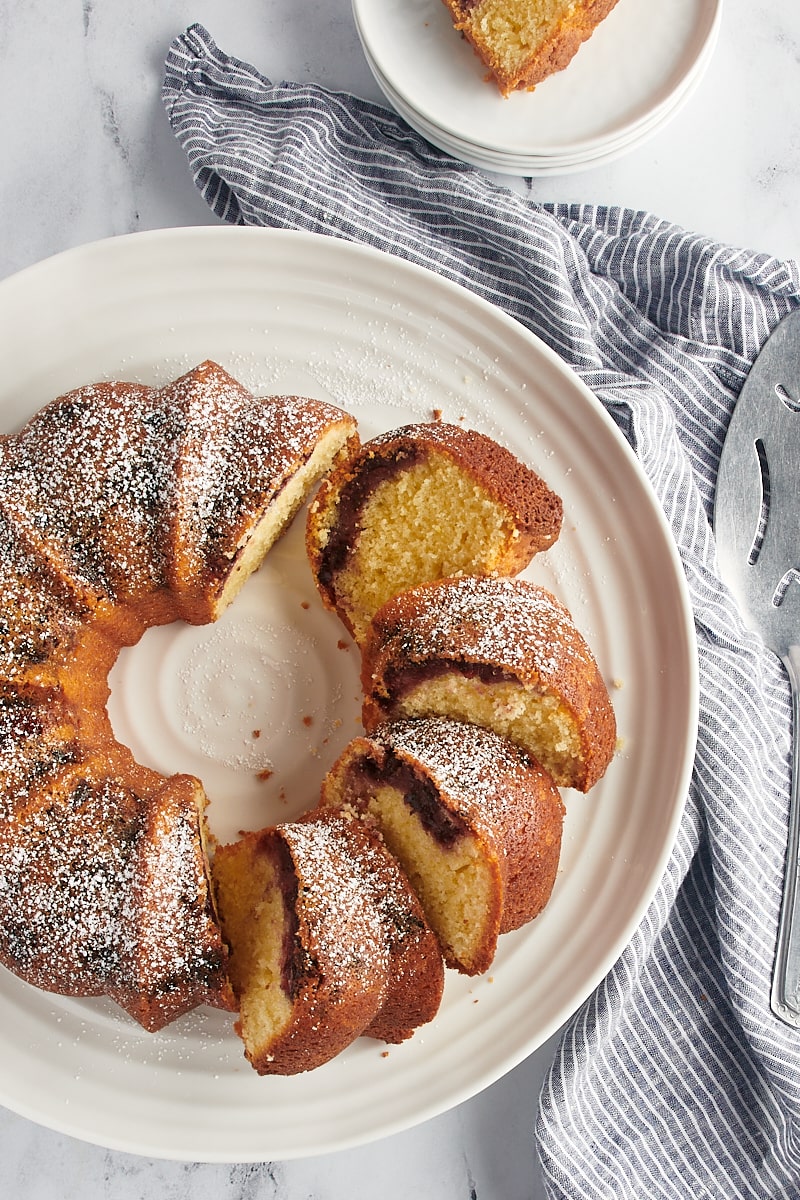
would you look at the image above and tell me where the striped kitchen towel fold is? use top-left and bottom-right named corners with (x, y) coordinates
top-left (163, 23), bottom-right (800, 1199)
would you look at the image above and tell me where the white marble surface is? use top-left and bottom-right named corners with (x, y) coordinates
top-left (0, 1), bottom-right (798, 1197)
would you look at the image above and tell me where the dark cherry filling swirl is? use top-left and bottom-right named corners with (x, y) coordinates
top-left (272, 840), bottom-right (304, 1000)
top-left (316, 445), bottom-right (422, 589)
top-left (347, 750), bottom-right (467, 849)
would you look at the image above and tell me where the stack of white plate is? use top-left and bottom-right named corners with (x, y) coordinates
top-left (352, 0), bottom-right (723, 175)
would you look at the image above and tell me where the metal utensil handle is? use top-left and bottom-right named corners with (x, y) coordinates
top-left (771, 642), bottom-right (800, 1026)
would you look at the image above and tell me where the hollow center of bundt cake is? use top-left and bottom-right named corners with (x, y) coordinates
top-left (323, 455), bottom-right (517, 642)
top-left (106, 515), bottom-right (362, 846)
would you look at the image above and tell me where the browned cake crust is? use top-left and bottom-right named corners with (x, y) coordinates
top-left (212, 812), bottom-right (444, 1074)
top-left (0, 361), bottom-right (357, 1030)
top-left (306, 421), bottom-right (562, 642)
top-left (321, 718), bottom-right (564, 974)
top-left (441, 0), bottom-right (621, 96)
top-left (361, 576), bottom-right (616, 792)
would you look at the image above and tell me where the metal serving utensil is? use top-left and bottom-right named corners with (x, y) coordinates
top-left (714, 308), bottom-right (800, 1027)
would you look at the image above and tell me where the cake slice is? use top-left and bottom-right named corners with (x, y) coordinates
top-left (306, 422), bottom-right (561, 643)
top-left (321, 718), bottom-right (564, 975)
top-left (441, 0), bottom-right (621, 96)
top-left (212, 811), bottom-right (443, 1075)
top-left (361, 575), bottom-right (616, 792)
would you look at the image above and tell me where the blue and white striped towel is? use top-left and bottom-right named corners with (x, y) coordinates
top-left (163, 24), bottom-right (800, 1198)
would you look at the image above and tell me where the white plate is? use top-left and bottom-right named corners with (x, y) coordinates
top-left (362, 21), bottom-right (719, 175)
top-left (0, 227), bottom-right (697, 1161)
top-left (353, 0), bottom-right (722, 160)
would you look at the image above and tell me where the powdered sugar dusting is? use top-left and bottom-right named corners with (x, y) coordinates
top-left (376, 576), bottom-right (594, 679)
top-left (0, 507), bottom-right (89, 681)
top-left (281, 816), bottom-right (392, 980)
top-left (0, 776), bottom-right (220, 1009)
top-left (0, 361), bottom-right (352, 604)
top-left (376, 716), bottom-right (549, 828)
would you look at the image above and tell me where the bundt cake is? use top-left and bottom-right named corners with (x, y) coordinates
top-left (360, 576), bottom-right (616, 792)
top-left (306, 422), bottom-right (562, 643)
top-left (441, 0), bottom-right (621, 95)
top-left (0, 360), bottom-right (358, 1030)
top-left (212, 811), bottom-right (445, 1074)
top-left (1, 357), bottom-right (615, 1071)
top-left (321, 717), bottom-right (564, 975)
